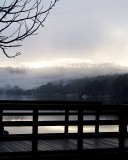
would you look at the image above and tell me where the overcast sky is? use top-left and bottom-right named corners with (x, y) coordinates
top-left (1, 0), bottom-right (128, 67)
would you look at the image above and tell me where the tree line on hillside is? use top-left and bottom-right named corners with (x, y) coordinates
top-left (1, 73), bottom-right (128, 98)
top-left (30, 73), bottom-right (128, 98)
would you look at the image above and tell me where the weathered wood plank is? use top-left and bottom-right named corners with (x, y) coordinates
top-left (0, 138), bottom-right (121, 153)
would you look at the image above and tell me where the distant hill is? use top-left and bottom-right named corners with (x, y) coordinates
top-left (0, 62), bottom-right (128, 90)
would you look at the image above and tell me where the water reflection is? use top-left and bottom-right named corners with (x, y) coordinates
top-left (3, 115), bottom-right (119, 134)
top-left (0, 94), bottom-right (127, 104)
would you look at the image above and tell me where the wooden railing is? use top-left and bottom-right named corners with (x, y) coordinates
top-left (0, 100), bottom-right (128, 158)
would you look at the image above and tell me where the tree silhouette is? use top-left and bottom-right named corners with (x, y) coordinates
top-left (0, 0), bottom-right (58, 58)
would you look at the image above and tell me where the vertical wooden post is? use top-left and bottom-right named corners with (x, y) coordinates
top-left (95, 109), bottom-right (100, 133)
top-left (119, 107), bottom-right (125, 153)
top-left (0, 109), bottom-right (3, 134)
top-left (77, 107), bottom-right (83, 152)
top-left (65, 109), bottom-right (69, 134)
top-left (32, 108), bottom-right (38, 157)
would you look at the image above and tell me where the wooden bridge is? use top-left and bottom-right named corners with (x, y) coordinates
top-left (0, 100), bottom-right (128, 159)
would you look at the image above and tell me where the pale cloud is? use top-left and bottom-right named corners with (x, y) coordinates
top-left (1, 0), bottom-right (128, 66)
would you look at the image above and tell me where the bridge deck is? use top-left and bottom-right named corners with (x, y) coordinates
top-left (0, 138), bottom-right (120, 153)
top-left (1, 138), bottom-right (127, 159)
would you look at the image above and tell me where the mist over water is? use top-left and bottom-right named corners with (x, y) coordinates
top-left (0, 62), bottom-right (127, 90)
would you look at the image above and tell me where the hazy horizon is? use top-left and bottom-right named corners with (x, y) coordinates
top-left (0, 61), bottom-right (128, 90)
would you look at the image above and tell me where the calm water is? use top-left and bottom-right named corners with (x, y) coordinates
top-left (3, 114), bottom-right (119, 134)
top-left (0, 94), bottom-right (127, 104)
top-left (0, 95), bottom-right (124, 134)
top-left (0, 95), bottom-right (38, 101)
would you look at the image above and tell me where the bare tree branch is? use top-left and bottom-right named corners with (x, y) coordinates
top-left (0, 0), bottom-right (59, 58)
